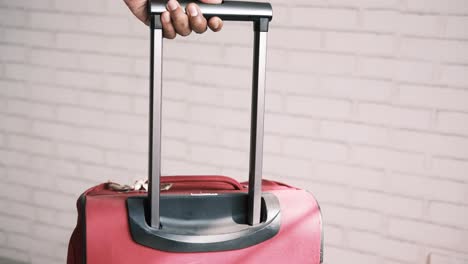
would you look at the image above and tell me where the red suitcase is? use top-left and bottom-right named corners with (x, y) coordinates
top-left (67, 1), bottom-right (323, 263)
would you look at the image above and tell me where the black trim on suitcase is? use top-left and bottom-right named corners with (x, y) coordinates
top-left (127, 193), bottom-right (281, 252)
top-left (79, 194), bottom-right (87, 264)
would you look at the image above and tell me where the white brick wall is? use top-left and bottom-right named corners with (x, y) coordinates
top-left (1, 0), bottom-right (468, 263)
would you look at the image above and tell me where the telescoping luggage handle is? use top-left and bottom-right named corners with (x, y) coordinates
top-left (148, 0), bottom-right (272, 229)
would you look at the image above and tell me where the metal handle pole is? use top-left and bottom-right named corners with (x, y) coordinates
top-left (149, 15), bottom-right (163, 229)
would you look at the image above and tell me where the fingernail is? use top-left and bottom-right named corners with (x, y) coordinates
top-left (213, 21), bottom-right (219, 30)
top-left (161, 12), bottom-right (170, 22)
top-left (167, 0), bottom-right (178, 11)
top-left (188, 5), bottom-right (198, 17)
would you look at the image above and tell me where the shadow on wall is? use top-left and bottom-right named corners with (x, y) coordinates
top-left (0, 257), bottom-right (27, 264)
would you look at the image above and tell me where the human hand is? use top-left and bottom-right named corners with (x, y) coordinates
top-left (123, 0), bottom-right (223, 39)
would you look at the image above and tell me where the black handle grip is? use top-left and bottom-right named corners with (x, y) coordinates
top-left (149, 0), bottom-right (272, 22)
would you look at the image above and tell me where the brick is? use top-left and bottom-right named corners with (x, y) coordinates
top-left (440, 64), bottom-right (468, 88)
top-left (57, 106), bottom-right (107, 127)
top-left (79, 128), bottom-right (131, 150)
top-left (429, 253), bottom-right (468, 264)
top-left (400, 37), bottom-right (468, 64)
top-left (328, 0), bottom-right (400, 8)
top-left (30, 11), bottom-right (79, 30)
top-left (290, 7), bottom-right (358, 30)
top-left (363, 11), bottom-right (443, 36)
top-left (220, 129), bottom-right (248, 150)
top-left (393, 130), bottom-right (468, 159)
top-left (3, 28), bottom-right (55, 47)
top-left (80, 164), bottom-right (133, 183)
top-left (104, 75), bottom-right (147, 95)
top-left (266, 113), bottom-right (319, 136)
top-left (0, 199), bottom-right (35, 219)
top-left (0, 0), bottom-right (53, 9)
top-left (325, 204), bottom-right (383, 231)
top-left (105, 112), bottom-right (147, 134)
top-left (0, 149), bottom-right (30, 167)
top-left (55, 70), bottom-right (103, 89)
top-left (105, 151), bottom-right (146, 171)
top-left (322, 225), bottom-right (345, 246)
top-left (163, 100), bottom-right (189, 120)
top-left (6, 99), bottom-right (55, 119)
top-left (437, 111), bottom-right (468, 135)
top-left (400, 14), bottom-right (444, 36)
top-left (326, 32), bottom-right (395, 56)
top-left (270, 29), bottom-right (321, 50)
top-left (190, 145), bottom-right (249, 168)
top-left (184, 123), bottom-right (218, 145)
top-left (325, 247), bottom-right (382, 264)
top-left (0, 44), bottom-right (28, 63)
top-left (388, 173), bottom-right (467, 203)
top-left (189, 105), bottom-right (250, 129)
top-left (429, 201), bottom-right (468, 228)
top-left (388, 218), bottom-right (465, 251)
top-left (161, 120), bottom-right (187, 140)
top-left (352, 190), bottom-right (424, 218)
top-left (263, 155), bottom-right (313, 178)
top-left (302, 181), bottom-right (350, 205)
top-left (29, 84), bottom-right (79, 105)
top-left (352, 146), bottom-right (424, 173)
top-left (286, 96), bottom-right (352, 119)
top-left (399, 85), bottom-right (468, 112)
top-left (79, 91), bottom-right (133, 112)
top-left (4, 63), bottom-right (56, 83)
top-left (446, 16), bottom-right (468, 39)
top-left (78, 15), bottom-right (131, 35)
top-left (0, 215), bottom-right (31, 234)
top-left (32, 120), bottom-right (80, 142)
top-left (347, 231), bottom-right (421, 263)
top-left (28, 156), bottom-right (78, 177)
top-left (289, 51), bottom-right (356, 75)
top-left (357, 103), bottom-right (431, 129)
top-left (0, 181), bottom-right (33, 203)
top-left (314, 163), bottom-right (386, 191)
top-left (192, 65), bottom-right (251, 89)
top-left (161, 139), bottom-right (188, 159)
top-left (283, 138), bottom-right (349, 162)
top-left (6, 168), bottom-right (55, 189)
top-left (57, 143), bottom-right (104, 163)
top-left (79, 53), bottom-right (133, 74)
top-left (359, 57), bottom-right (436, 83)
top-left (321, 121), bottom-right (389, 146)
top-left (56, 178), bottom-right (94, 196)
top-left (263, 134), bottom-right (283, 154)
top-left (0, 248), bottom-right (30, 263)
top-left (267, 71), bottom-right (319, 94)
top-left (432, 157), bottom-right (468, 182)
top-left (54, 0), bottom-right (106, 13)
top-left (407, 0), bottom-right (468, 15)
top-left (165, 42), bottom-right (223, 64)
top-left (362, 10), bottom-right (397, 32)
top-left (30, 49), bottom-right (80, 69)
top-left (321, 76), bottom-right (393, 102)
top-left (8, 135), bottom-right (55, 155)
top-left (0, 231), bottom-right (5, 245)
top-left (0, 80), bottom-right (27, 98)
top-left (33, 191), bottom-right (75, 210)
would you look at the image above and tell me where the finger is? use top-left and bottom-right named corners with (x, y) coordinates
top-left (166, 0), bottom-right (191, 36)
top-left (199, 0), bottom-right (223, 3)
top-left (186, 3), bottom-right (207, 34)
top-left (208, 16), bottom-right (223, 32)
top-left (161, 11), bottom-right (176, 39)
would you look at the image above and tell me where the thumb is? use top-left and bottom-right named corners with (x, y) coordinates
top-left (199, 0), bottom-right (223, 3)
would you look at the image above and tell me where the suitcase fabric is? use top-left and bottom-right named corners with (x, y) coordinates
top-left (67, 1), bottom-right (323, 263)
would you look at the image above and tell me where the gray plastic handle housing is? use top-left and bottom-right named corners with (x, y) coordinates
top-left (150, 0), bottom-right (272, 23)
